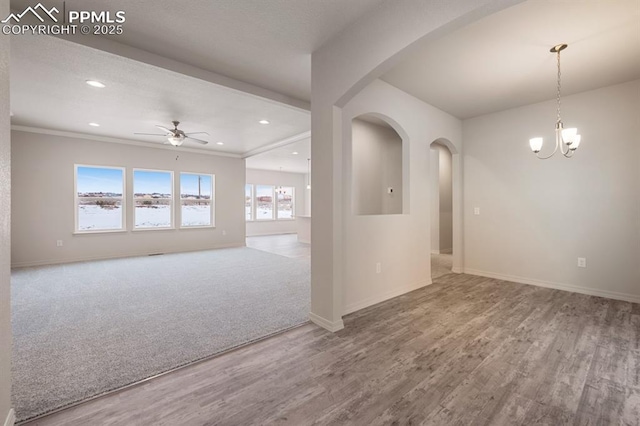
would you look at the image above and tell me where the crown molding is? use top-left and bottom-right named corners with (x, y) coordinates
top-left (11, 125), bottom-right (243, 158)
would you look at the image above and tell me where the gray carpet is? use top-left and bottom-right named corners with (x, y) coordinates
top-left (11, 247), bottom-right (310, 422)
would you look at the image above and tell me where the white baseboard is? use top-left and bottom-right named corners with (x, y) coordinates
top-left (451, 266), bottom-right (463, 274)
top-left (309, 312), bottom-right (344, 332)
top-left (440, 248), bottom-right (453, 254)
top-left (11, 242), bottom-right (245, 268)
top-left (343, 280), bottom-right (431, 316)
top-left (431, 250), bottom-right (440, 255)
top-left (3, 409), bottom-right (15, 426)
top-left (463, 268), bottom-right (640, 304)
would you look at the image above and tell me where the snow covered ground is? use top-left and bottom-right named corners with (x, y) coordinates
top-left (78, 205), bottom-right (123, 231)
top-left (77, 204), bottom-right (212, 230)
top-left (181, 205), bottom-right (212, 227)
top-left (135, 205), bottom-right (172, 228)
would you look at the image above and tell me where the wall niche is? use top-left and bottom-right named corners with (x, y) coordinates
top-left (352, 114), bottom-right (404, 215)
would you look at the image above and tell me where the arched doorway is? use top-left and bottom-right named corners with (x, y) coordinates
top-left (429, 138), bottom-right (461, 279)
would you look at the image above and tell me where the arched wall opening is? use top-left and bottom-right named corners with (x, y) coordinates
top-left (309, 0), bottom-right (520, 331)
top-left (351, 113), bottom-right (408, 216)
top-left (429, 138), bottom-right (462, 279)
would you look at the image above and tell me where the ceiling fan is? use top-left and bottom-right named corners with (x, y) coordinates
top-left (134, 121), bottom-right (209, 146)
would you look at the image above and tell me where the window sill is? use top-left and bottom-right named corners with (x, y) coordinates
top-left (251, 218), bottom-right (296, 222)
top-left (132, 227), bottom-right (176, 232)
top-left (73, 229), bottom-right (127, 235)
top-left (179, 225), bottom-right (215, 230)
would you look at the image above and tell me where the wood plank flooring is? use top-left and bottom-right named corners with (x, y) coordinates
top-left (23, 274), bottom-right (639, 425)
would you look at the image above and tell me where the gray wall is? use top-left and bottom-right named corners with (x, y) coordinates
top-left (11, 130), bottom-right (246, 267)
top-left (438, 146), bottom-right (452, 252)
top-left (352, 118), bottom-right (403, 215)
top-left (429, 144), bottom-right (453, 253)
top-left (246, 168), bottom-right (306, 236)
top-left (0, 0), bottom-right (12, 419)
top-left (463, 79), bottom-right (640, 301)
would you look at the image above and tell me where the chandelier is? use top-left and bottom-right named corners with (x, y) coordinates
top-left (529, 44), bottom-right (581, 159)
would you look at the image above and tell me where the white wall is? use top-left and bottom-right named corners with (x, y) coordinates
top-left (438, 146), bottom-right (453, 252)
top-left (463, 80), bottom-right (640, 302)
top-left (352, 118), bottom-right (403, 215)
top-left (0, 0), bottom-right (13, 420)
top-left (245, 168), bottom-right (306, 236)
top-left (342, 79), bottom-right (461, 314)
top-left (11, 130), bottom-right (246, 267)
top-left (309, 0), bottom-right (520, 331)
top-left (303, 172), bottom-right (311, 215)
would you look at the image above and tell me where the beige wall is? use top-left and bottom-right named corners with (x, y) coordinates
top-left (11, 130), bottom-right (246, 267)
top-left (0, 0), bottom-right (12, 420)
top-left (245, 168), bottom-right (306, 236)
top-left (352, 119), bottom-right (403, 215)
top-left (462, 80), bottom-right (640, 302)
top-left (342, 79), bottom-right (462, 314)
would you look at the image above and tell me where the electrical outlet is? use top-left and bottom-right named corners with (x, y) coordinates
top-left (222, 230), bottom-right (227, 236)
top-left (577, 257), bottom-right (586, 268)
top-left (474, 207), bottom-right (480, 215)
top-left (376, 262), bottom-right (382, 274)
top-left (56, 240), bottom-right (63, 247)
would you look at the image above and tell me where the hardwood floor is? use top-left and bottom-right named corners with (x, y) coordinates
top-left (246, 234), bottom-right (311, 259)
top-left (24, 274), bottom-right (639, 425)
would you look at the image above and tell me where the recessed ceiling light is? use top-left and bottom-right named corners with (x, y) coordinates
top-left (216, 142), bottom-right (224, 145)
top-left (88, 122), bottom-right (100, 127)
top-left (86, 80), bottom-right (106, 88)
top-left (258, 119), bottom-right (270, 125)
top-left (292, 151), bottom-right (299, 155)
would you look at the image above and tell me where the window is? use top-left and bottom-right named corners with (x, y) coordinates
top-left (180, 173), bottom-right (214, 227)
top-left (245, 184), bottom-right (253, 221)
top-left (75, 165), bottom-right (125, 232)
top-left (133, 169), bottom-right (173, 229)
top-left (276, 187), bottom-right (294, 219)
top-left (255, 185), bottom-right (274, 220)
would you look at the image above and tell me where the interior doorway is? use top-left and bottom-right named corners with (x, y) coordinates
top-left (430, 141), bottom-right (453, 279)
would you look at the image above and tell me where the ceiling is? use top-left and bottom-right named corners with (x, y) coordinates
top-left (246, 138), bottom-right (311, 174)
top-left (382, 0), bottom-right (640, 119)
top-left (10, 35), bottom-right (310, 155)
top-left (10, 0), bottom-right (387, 103)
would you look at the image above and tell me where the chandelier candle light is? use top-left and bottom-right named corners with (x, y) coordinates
top-left (529, 43), bottom-right (582, 159)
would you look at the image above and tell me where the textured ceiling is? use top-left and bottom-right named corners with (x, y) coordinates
top-left (246, 138), bottom-right (311, 174)
top-left (382, 0), bottom-right (640, 119)
top-left (10, 35), bottom-right (310, 155)
top-left (10, 0), bottom-right (387, 103)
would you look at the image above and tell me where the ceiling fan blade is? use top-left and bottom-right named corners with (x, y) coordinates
top-left (134, 132), bottom-right (167, 136)
top-left (185, 131), bottom-right (210, 136)
top-left (156, 125), bottom-right (173, 133)
top-left (186, 136), bottom-right (208, 145)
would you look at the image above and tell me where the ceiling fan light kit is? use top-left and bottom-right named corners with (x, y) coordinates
top-left (134, 120), bottom-right (209, 147)
top-left (529, 43), bottom-right (582, 159)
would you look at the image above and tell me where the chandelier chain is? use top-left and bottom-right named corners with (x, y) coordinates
top-left (556, 49), bottom-right (562, 124)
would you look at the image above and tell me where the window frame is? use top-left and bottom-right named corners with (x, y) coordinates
top-left (245, 183), bottom-right (254, 222)
top-left (276, 186), bottom-right (295, 220)
top-left (74, 164), bottom-right (126, 234)
top-left (132, 168), bottom-right (175, 231)
top-left (179, 172), bottom-right (215, 229)
top-left (254, 184), bottom-right (275, 221)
